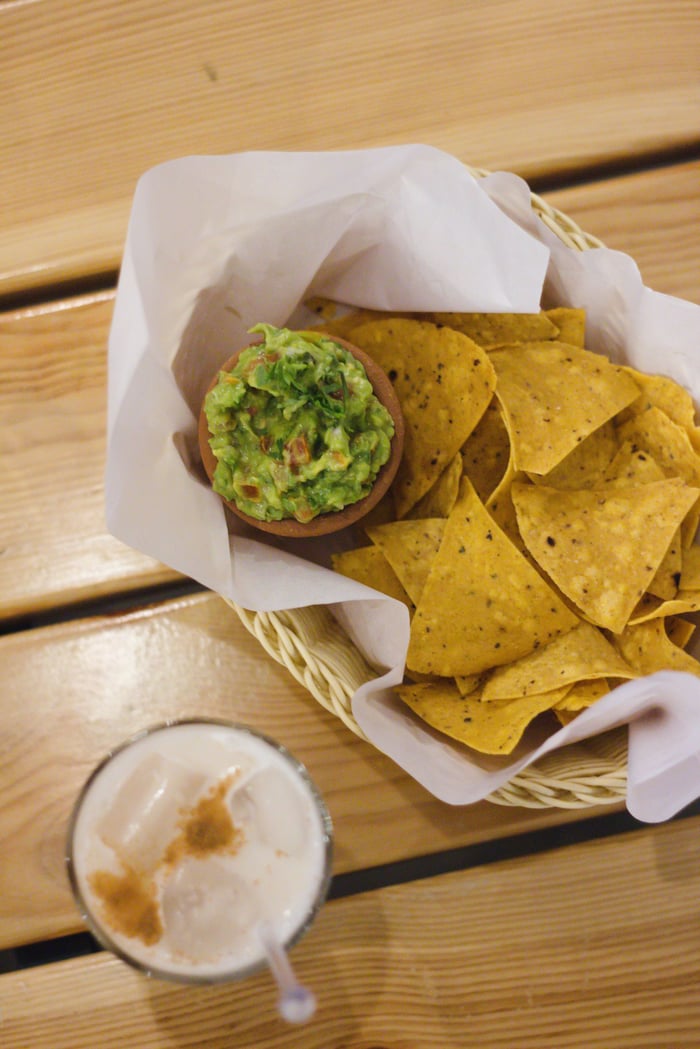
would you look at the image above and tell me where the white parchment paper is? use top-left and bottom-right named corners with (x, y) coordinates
top-left (106, 145), bottom-right (700, 822)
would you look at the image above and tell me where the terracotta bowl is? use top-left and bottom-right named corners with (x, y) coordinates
top-left (198, 334), bottom-right (404, 538)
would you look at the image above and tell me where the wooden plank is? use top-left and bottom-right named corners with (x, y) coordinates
top-left (3, 0), bottom-right (699, 296)
top-left (0, 589), bottom-right (623, 951)
top-left (2, 162), bottom-right (699, 620)
top-left (0, 291), bottom-right (179, 620)
top-left (2, 816), bottom-right (699, 1048)
top-left (548, 159), bottom-right (700, 304)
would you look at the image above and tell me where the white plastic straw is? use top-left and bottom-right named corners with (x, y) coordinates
top-left (257, 922), bottom-right (317, 1024)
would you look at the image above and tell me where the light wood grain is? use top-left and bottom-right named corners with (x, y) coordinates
top-left (2, 816), bottom-right (699, 1048)
top-left (0, 291), bottom-right (180, 619)
top-left (0, 589), bottom-right (622, 951)
top-left (3, 0), bottom-right (699, 296)
top-left (548, 159), bottom-right (700, 304)
top-left (2, 162), bottom-right (699, 620)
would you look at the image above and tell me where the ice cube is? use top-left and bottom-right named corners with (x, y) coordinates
top-left (229, 766), bottom-right (309, 856)
top-left (161, 857), bottom-right (257, 962)
top-left (98, 754), bottom-right (206, 871)
top-left (175, 736), bottom-right (256, 783)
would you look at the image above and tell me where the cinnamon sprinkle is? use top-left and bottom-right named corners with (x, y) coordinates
top-left (89, 772), bottom-right (243, 946)
top-left (88, 865), bottom-right (162, 946)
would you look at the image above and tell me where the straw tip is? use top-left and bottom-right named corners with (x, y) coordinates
top-left (279, 986), bottom-right (317, 1024)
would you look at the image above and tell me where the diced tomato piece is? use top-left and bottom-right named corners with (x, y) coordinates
top-left (285, 435), bottom-right (311, 466)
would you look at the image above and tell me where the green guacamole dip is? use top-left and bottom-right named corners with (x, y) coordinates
top-left (204, 323), bottom-right (395, 523)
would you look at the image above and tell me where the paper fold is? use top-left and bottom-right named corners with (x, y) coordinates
top-left (106, 145), bottom-right (700, 822)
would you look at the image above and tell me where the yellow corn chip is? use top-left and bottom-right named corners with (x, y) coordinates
top-left (552, 678), bottom-right (610, 711)
top-left (530, 421), bottom-right (618, 490)
top-left (332, 545), bottom-right (412, 610)
top-left (485, 459), bottom-right (530, 554)
top-left (491, 342), bottom-right (640, 475)
top-left (512, 478), bottom-right (700, 632)
top-left (366, 518), bottom-right (446, 606)
top-left (614, 619), bottom-right (700, 678)
top-left (350, 318), bottom-right (496, 517)
top-left (618, 368), bottom-right (697, 437)
top-left (306, 302), bottom-right (415, 339)
top-left (407, 453), bottom-right (463, 519)
top-left (460, 397), bottom-right (510, 503)
top-left (396, 679), bottom-right (565, 754)
top-left (680, 545), bottom-right (700, 590)
top-left (544, 307), bottom-right (586, 347)
top-left (617, 405), bottom-right (700, 546)
top-left (407, 477), bottom-right (579, 677)
top-left (617, 405), bottom-right (700, 487)
top-left (429, 311), bottom-right (558, 347)
top-left (602, 442), bottom-right (680, 601)
top-left (482, 622), bottom-right (635, 700)
top-left (454, 673), bottom-right (488, 697)
top-left (666, 618), bottom-right (695, 650)
top-left (628, 591), bottom-right (700, 625)
top-left (602, 440), bottom-right (667, 485)
top-left (554, 708), bottom-right (580, 726)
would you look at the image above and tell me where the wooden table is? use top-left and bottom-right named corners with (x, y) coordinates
top-left (2, 2), bottom-right (700, 1046)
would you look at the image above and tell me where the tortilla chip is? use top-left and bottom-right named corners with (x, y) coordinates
top-left (680, 545), bottom-right (700, 590)
top-left (628, 590), bottom-right (700, 625)
top-left (647, 533), bottom-right (682, 602)
top-left (617, 406), bottom-right (700, 487)
top-left (552, 678), bottom-right (610, 711)
top-left (544, 307), bottom-right (586, 347)
top-left (350, 318), bottom-right (496, 516)
top-left (666, 618), bottom-right (695, 650)
top-left (512, 478), bottom-right (700, 632)
top-left (305, 302), bottom-right (415, 339)
top-left (404, 670), bottom-right (447, 685)
top-left (332, 545), bottom-right (412, 609)
top-left (454, 673), bottom-right (488, 697)
top-left (530, 421), bottom-right (618, 490)
top-left (482, 622), bottom-right (635, 700)
top-left (601, 443), bottom-right (681, 601)
top-left (554, 708), bottom-right (580, 726)
top-left (406, 477), bottom-right (579, 677)
top-left (366, 518), bottom-right (446, 605)
top-left (429, 311), bottom-right (558, 347)
top-left (491, 342), bottom-right (640, 475)
top-left (618, 368), bottom-right (697, 437)
top-left (614, 619), bottom-right (700, 678)
top-left (407, 453), bottom-right (462, 519)
top-left (460, 397), bottom-right (510, 502)
top-left (484, 458), bottom-right (530, 553)
top-left (304, 296), bottom-right (341, 321)
top-left (396, 679), bottom-right (565, 755)
top-left (616, 405), bottom-right (700, 546)
top-left (602, 440), bottom-right (667, 485)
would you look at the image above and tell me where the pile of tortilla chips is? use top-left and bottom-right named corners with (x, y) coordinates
top-left (310, 299), bottom-right (700, 756)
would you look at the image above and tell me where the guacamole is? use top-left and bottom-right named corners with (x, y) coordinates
top-left (204, 324), bottom-right (395, 523)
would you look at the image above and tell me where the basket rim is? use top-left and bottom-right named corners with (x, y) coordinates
top-left (221, 168), bottom-right (628, 811)
top-left (227, 601), bottom-right (627, 810)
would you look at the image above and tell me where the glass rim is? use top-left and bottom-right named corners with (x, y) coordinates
top-left (65, 717), bottom-right (334, 985)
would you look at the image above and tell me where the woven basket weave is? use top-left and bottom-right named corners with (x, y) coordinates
top-left (226, 166), bottom-right (629, 810)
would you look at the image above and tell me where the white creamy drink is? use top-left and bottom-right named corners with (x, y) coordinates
top-left (67, 720), bottom-right (333, 983)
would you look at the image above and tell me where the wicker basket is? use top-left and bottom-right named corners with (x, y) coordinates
top-left (226, 167), bottom-right (629, 810)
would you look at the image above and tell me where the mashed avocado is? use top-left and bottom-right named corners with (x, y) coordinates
top-left (204, 323), bottom-right (395, 523)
